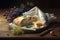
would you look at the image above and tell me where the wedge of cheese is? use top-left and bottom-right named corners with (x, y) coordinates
top-left (13, 16), bottom-right (24, 26)
top-left (32, 20), bottom-right (42, 28)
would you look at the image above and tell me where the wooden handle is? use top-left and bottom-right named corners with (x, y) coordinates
top-left (40, 30), bottom-right (50, 36)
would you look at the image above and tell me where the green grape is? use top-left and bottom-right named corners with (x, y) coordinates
top-left (26, 25), bottom-right (31, 28)
top-left (12, 26), bottom-right (24, 35)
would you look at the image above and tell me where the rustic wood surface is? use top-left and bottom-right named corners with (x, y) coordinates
top-left (0, 9), bottom-right (60, 39)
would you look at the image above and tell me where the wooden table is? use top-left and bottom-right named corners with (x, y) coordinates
top-left (0, 9), bottom-right (60, 40)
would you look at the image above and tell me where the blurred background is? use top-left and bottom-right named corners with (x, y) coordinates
top-left (0, 0), bottom-right (60, 9)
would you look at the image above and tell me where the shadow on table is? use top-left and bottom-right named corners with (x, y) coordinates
top-left (24, 21), bottom-right (60, 34)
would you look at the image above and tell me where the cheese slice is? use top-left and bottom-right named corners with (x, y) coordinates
top-left (13, 16), bottom-right (24, 25)
top-left (32, 20), bottom-right (42, 28)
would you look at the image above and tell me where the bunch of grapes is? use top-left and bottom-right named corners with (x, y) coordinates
top-left (11, 26), bottom-right (24, 35)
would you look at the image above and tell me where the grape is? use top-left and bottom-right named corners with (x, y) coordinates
top-left (11, 26), bottom-right (24, 35)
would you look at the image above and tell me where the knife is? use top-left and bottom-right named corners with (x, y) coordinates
top-left (39, 21), bottom-right (58, 36)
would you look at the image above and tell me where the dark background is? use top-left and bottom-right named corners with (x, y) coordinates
top-left (0, 0), bottom-right (60, 9)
